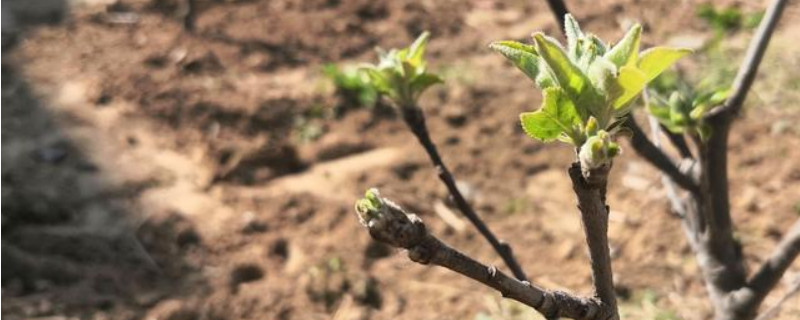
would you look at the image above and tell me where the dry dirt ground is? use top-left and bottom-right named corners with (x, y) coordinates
top-left (2, 0), bottom-right (800, 319)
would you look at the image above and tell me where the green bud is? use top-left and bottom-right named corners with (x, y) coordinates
top-left (355, 188), bottom-right (383, 226)
top-left (586, 116), bottom-right (599, 135)
top-left (579, 130), bottom-right (620, 170)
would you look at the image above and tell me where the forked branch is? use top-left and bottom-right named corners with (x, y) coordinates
top-left (355, 189), bottom-right (614, 320)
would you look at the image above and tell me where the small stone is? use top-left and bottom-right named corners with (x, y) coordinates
top-left (144, 299), bottom-right (197, 320)
top-left (442, 105), bottom-right (467, 127)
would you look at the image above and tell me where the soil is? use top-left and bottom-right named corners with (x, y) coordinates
top-left (2, 0), bottom-right (799, 319)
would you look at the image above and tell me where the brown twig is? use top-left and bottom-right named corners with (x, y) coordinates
top-left (730, 219), bottom-right (800, 317)
top-left (660, 124), bottom-right (694, 159)
top-left (400, 106), bottom-right (528, 281)
top-left (545, 0), bottom-right (570, 33)
top-left (356, 192), bottom-right (614, 320)
top-left (754, 274), bottom-right (800, 320)
top-left (624, 116), bottom-right (699, 194)
top-left (704, 0), bottom-right (788, 122)
top-left (569, 163), bottom-right (618, 317)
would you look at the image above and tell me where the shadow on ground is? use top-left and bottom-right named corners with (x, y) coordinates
top-left (2, 2), bottom-right (208, 318)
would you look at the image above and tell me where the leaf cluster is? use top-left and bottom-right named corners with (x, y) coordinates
top-left (360, 32), bottom-right (443, 108)
top-left (490, 15), bottom-right (690, 145)
top-left (490, 14), bottom-right (690, 166)
top-left (647, 72), bottom-right (729, 140)
top-left (323, 64), bottom-right (380, 109)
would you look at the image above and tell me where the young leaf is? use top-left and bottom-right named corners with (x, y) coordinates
top-left (410, 73), bottom-right (443, 98)
top-left (519, 87), bottom-right (581, 142)
top-left (604, 24), bottom-right (642, 67)
top-left (408, 32), bottom-right (431, 67)
top-left (637, 47), bottom-right (692, 82)
top-left (612, 66), bottom-right (647, 109)
top-left (363, 68), bottom-right (393, 96)
top-left (532, 33), bottom-right (592, 104)
top-left (489, 41), bottom-right (541, 81)
top-left (564, 14), bottom-right (585, 58)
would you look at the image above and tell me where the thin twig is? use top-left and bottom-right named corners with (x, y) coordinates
top-left (734, 219), bottom-right (800, 314)
top-left (544, 0), bottom-right (570, 34)
top-left (754, 274), bottom-right (800, 320)
top-left (646, 115), bottom-right (687, 217)
top-left (624, 116), bottom-right (699, 194)
top-left (660, 124), bottom-right (694, 159)
top-left (704, 0), bottom-right (787, 122)
top-left (400, 106), bottom-right (528, 281)
top-left (356, 192), bottom-right (613, 320)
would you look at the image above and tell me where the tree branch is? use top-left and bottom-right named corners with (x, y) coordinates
top-left (569, 163), bottom-right (618, 317)
top-left (645, 116), bottom-right (690, 218)
top-left (704, 0), bottom-right (787, 122)
top-left (355, 191), bottom-right (614, 320)
top-left (400, 106), bottom-right (528, 281)
top-left (544, 0), bottom-right (570, 34)
top-left (731, 218), bottom-right (800, 315)
top-left (754, 274), bottom-right (800, 320)
top-left (624, 116), bottom-right (699, 194)
top-left (661, 125), bottom-right (694, 159)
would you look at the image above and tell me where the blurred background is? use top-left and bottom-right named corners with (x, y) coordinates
top-left (2, 0), bottom-right (799, 319)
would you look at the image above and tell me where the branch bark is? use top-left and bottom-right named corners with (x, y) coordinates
top-left (624, 116), bottom-right (699, 194)
top-left (689, 1), bottom-right (788, 317)
top-left (726, 219), bottom-right (800, 318)
top-left (569, 163), bottom-right (618, 318)
top-left (356, 192), bottom-right (615, 320)
top-left (544, 0), bottom-right (570, 33)
top-left (400, 106), bottom-right (528, 281)
top-left (661, 125), bottom-right (694, 159)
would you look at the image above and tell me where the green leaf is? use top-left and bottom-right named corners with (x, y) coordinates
top-left (637, 47), bottom-right (692, 82)
top-left (408, 31), bottom-right (431, 67)
top-left (586, 57), bottom-right (617, 96)
top-left (605, 24), bottom-right (642, 67)
top-left (612, 66), bottom-right (647, 109)
top-left (489, 41), bottom-right (541, 81)
top-left (564, 14), bottom-right (585, 58)
top-left (362, 68), bottom-right (394, 97)
top-left (519, 87), bottom-right (581, 142)
top-left (410, 73), bottom-right (443, 97)
top-left (532, 33), bottom-right (593, 105)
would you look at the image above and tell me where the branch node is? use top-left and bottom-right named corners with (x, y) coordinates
top-left (488, 265), bottom-right (498, 279)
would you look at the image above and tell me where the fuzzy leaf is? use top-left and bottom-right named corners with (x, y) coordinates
top-left (489, 41), bottom-right (541, 81)
top-left (612, 66), bottom-right (648, 109)
top-left (408, 32), bottom-right (430, 67)
top-left (637, 47), bottom-right (692, 82)
top-left (520, 87), bottom-right (581, 142)
top-left (605, 24), bottom-right (642, 67)
top-left (532, 33), bottom-right (593, 105)
top-left (564, 14), bottom-right (585, 58)
top-left (587, 57), bottom-right (617, 96)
